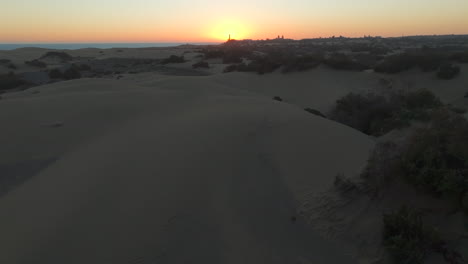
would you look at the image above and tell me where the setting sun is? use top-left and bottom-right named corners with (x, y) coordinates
top-left (210, 20), bottom-right (251, 41)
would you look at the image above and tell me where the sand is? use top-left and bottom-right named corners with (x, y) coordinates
top-left (0, 47), bottom-right (467, 263)
top-left (0, 66), bottom-right (374, 263)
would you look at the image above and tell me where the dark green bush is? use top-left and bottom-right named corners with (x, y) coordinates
top-left (161, 55), bottom-right (185, 64)
top-left (330, 92), bottom-right (398, 135)
top-left (0, 72), bottom-right (27, 90)
top-left (330, 89), bottom-right (442, 136)
top-left (25, 59), bottom-right (46, 68)
top-left (40, 51), bottom-right (73, 62)
top-left (374, 52), bottom-right (445, 73)
top-left (192, 61), bottom-right (209, 69)
top-left (48, 69), bottom-right (63, 79)
top-left (282, 54), bottom-right (323, 73)
top-left (450, 51), bottom-right (468, 63)
top-left (304, 108), bottom-right (326, 118)
top-left (437, 64), bottom-right (460, 80)
top-left (273, 96), bottom-right (283, 102)
top-left (324, 53), bottom-right (367, 71)
top-left (223, 64), bottom-right (238, 73)
top-left (63, 66), bottom-right (81, 80)
top-left (383, 206), bottom-right (441, 264)
top-left (401, 109), bottom-right (468, 198)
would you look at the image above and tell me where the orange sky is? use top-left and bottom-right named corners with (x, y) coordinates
top-left (1, 0), bottom-right (467, 42)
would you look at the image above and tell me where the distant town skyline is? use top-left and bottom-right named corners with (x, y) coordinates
top-left (2, 0), bottom-right (467, 43)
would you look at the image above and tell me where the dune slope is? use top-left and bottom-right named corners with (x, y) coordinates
top-left (0, 78), bottom-right (373, 264)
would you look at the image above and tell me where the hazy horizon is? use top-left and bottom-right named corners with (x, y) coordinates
top-left (2, 0), bottom-right (468, 43)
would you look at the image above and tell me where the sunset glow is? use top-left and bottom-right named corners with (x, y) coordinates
top-left (1, 0), bottom-right (467, 43)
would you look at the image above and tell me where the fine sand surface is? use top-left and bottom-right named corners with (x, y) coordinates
top-left (2, 47), bottom-right (467, 263)
top-left (0, 72), bottom-right (373, 263)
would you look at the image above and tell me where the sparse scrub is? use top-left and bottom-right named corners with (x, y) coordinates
top-left (437, 64), bottom-right (460, 80)
top-left (192, 61), bottom-right (209, 69)
top-left (25, 59), bottom-right (46, 68)
top-left (330, 89), bottom-right (442, 136)
top-left (63, 66), bottom-right (81, 80)
top-left (40, 51), bottom-right (73, 62)
top-left (400, 109), bottom-right (468, 199)
top-left (282, 54), bottom-right (323, 73)
top-left (324, 53), bottom-right (367, 71)
top-left (223, 64), bottom-right (238, 73)
top-left (48, 69), bottom-right (63, 79)
top-left (304, 108), bottom-right (326, 118)
top-left (374, 51), bottom-right (445, 73)
top-left (383, 206), bottom-right (441, 264)
top-left (161, 55), bottom-right (185, 64)
top-left (362, 108), bottom-right (468, 209)
top-left (0, 72), bottom-right (27, 90)
top-left (450, 51), bottom-right (468, 63)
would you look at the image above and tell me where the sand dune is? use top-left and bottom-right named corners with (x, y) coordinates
top-left (0, 76), bottom-right (373, 263)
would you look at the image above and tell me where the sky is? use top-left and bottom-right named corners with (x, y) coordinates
top-left (1, 0), bottom-right (467, 43)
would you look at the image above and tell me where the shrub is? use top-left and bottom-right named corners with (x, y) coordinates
top-left (437, 64), bottom-right (460, 80)
top-left (304, 108), bottom-right (326, 118)
top-left (63, 66), bottom-right (81, 80)
top-left (330, 89), bottom-right (442, 136)
top-left (7, 63), bottom-right (16, 69)
top-left (201, 49), bottom-right (224, 59)
top-left (400, 109), bottom-right (468, 198)
top-left (48, 69), bottom-right (63, 79)
top-left (223, 64), bottom-right (238, 73)
top-left (330, 92), bottom-right (397, 135)
top-left (0, 72), bottom-right (27, 90)
top-left (40, 51), bottom-right (73, 62)
top-left (76, 64), bottom-right (91, 71)
top-left (161, 55), bottom-right (185, 64)
top-left (25, 59), bottom-right (46, 68)
top-left (450, 51), bottom-right (468, 63)
top-left (324, 53), bottom-right (367, 71)
top-left (383, 206), bottom-right (441, 264)
top-left (282, 54), bottom-right (323, 73)
top-left (273, 96), bottom-right (283, 102)
top-left (192, 61), bottom-right (209, 69)
top-left (374, 52), bottom-right (444, 73)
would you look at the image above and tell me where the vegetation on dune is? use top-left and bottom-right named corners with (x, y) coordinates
top-left (192, 61), bottom-right (209, 69)
top-left (273, 96), bottom-right (283, 102)
top-left (0, 72), bottom-right (27, 90)
top-left (323, 53), bottom-right (368, 71)
top-left (330, 89), bottom-right (442, 136)
top-left (383, 206), bottom-right (442, 264)
top-left (48, 65), bottom-right (82, 80)
top-left (400, 109), bottom-right (468, 200)
top-left (304, 108), bottom-right (326, 118)
top-left (25, 59), bottom-right (46, 68)
top-left (437, 64), bottom-right (460, 80)
top-left (161, 55), bottom-right (186, 64)
top-left (40, 51), bottom-right (73, 62)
